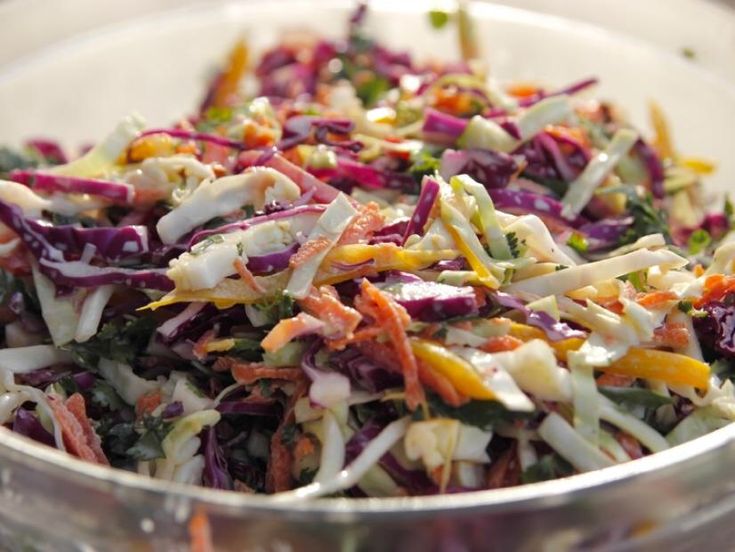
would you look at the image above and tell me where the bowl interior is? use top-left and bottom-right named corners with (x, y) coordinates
top-left (0, 0), bottom-right (734, 194)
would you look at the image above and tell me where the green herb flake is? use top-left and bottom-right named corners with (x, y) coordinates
top-left (408, 150), bottom-right (441, 184)
top-left (687, 229), bottom-right (711, 255)
top-left (90, 381), bottom-right (125, 411)
top-left (428, 10), bottom-right (450, 29)
top-left (252, 292), bottom-right (296, 326)
top-left (65, 316), bottom-right (157, 370)
top-left (427, 395), bottom-right (531, 430)
top-left (126, 414), bottom-right (173, 461)
top-left (566, 232), bottom-right (589, 254)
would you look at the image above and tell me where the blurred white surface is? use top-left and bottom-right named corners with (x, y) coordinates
top-left (0, 0), bottom-right (733, 194)
top-left (1, 0), bottom-right (734, 81)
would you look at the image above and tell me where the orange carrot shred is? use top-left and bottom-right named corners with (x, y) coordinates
top-left (480, 335), bottom-right (523, 353)
top-left (289, 236), bottom-right (331, 268)
top-left (595, 373), bottom-right (635, 387)
top-left (653, 322), bottom-right (690, 349)
top-left (636, 290), bottom-right (678, 309)
top-left (48, 393), bottom-right (109, 466)
top-left (695, 274), bottom-right (735, 307)
top-left (189, 508), bottom-right (214, 552)
top-left (617, 431), bottom-right (644, 459)
top-left (260, 312), bottom-right (323, 353)
top-left (337, 202), bottom-right (385, 246)
top-left (417, 360), bottom-right (468, 407)
top-left (266, 380), bottom-right (307, 493)
top-left (135, 389), bottom-right (162, 419)
top-left (358, 279), bottom-right (425, 411)
top-left (299, 285), bottom-right (362, 341)
top-left (233, 257), bottom-right (265, 293)
top-left (193, 329), bottom-right (217, 361)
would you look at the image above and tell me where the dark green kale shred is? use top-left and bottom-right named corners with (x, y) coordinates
top-left (617, 189), bottom-right (672, 246)
top-left (251, 292), bottom-right (295, 326)
top-left (0, 146), bottom-right (38, 178)
top-left (126, 414), bottom-right (174, 461)
top-left (425, 394), bottom-right (531, 430)
top-left (598, 386), bottom-right (673, 410)
top-left (520, 454), bottom-right (574, 484)
top-left (66, 316), bottom-right (157, 370)
top-left (90, 381), bottom-right (126, 411)
top-left (298, 467), bottom-right (317, 486)
top-left (408, 150), bottom-right (441, 184)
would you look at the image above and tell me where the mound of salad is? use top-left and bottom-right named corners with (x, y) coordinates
top-left (0, 4), bottom-right (733, 499)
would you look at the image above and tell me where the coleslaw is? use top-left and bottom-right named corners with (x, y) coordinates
top-left (0, 3), bottom-right (733, 498)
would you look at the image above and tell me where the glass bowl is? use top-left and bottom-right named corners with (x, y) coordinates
top-left (1, 2), bottom-right (734, 550)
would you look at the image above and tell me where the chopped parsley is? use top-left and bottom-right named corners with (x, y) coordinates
top-left (66, 317), bottom-right (157, 370)
top-left (428, 10), bottom-right (451, 29)
top-left (687, 229), bottom-right (711, 255)
top-left (408, 150), bottom-right (441, 184)
top-left (566, 232), bottom-right (589, 254)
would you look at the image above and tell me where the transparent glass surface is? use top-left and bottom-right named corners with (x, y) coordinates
top-left (0, 2), bottom-right (734, 550)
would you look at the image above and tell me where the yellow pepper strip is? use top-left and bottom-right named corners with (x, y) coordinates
top-left (678, 156), bottom-right (716, 175)
top-left (509, 323), bottom-right (710, 389)
top-left (410, 338), bottom-right (495, 400)
top-left (649, 100), bottom-right (675, 160)
top-left (204, 338), bottom-right (235, 353)
top-left (316, 244), bottom-right (457, 286)
top-left (140, 271), bottom-right (290, 311)
top-left (440, 199), bottom-right (501, 289)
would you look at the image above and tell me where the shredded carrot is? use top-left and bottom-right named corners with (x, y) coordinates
top-left (175, 141), bottom-right (199, 156)
top-left (417, 360), bottom-right (468, 407)
top-left (694, 274), bottom-right (735, 307)
top-left (289, 236), bottom-right (331, 268)
top-left (337, 202), bottom-right (385, 246)
top-left (293, 434), bottom-right (317, 464)
top-left (693, 264), bottom-right (705, 277)
top-left (617, 431), bottom-right (644, 459)
top-left (260, 312), bottom-right (323, 353)
top-left (193, 329), bottom-right (217, 361)
top-left (653, 322), bottom-right (690, 349)
top-left (430, 87), bottom-right (478, 117)
top-left (326, 325), bottom-right (382, 351)
top-left (595, 373), bottom-right (635, 387)
top-left (636, 290), bottom-right (678, 309)
top-left (135, 389), bottom-right (162, 418)
top-left (480, 335), bottom-right (523, 353)
top-left (48, 393), bottom-right (109, 466)
top-left (545, 124), bottom-right (591, 149)
top-left (594, 295), bottom-right (624, 315)
top-left (358, 280), bottom-right (425, 410)
top-left (201, 141), bottom-right (231, 165)
top-left (355, 341), bottom-right (401, 373)
top-left (299, 285), bottom-right (362, 340)
top-left (506, 82), bottom-right (539, 98)
top-left (214, 357), bottom-right (305, 384)
top-left (472, 287), bottom-right (487, 309)
top-left (233, 258), bottom-right (265, 293)
top-left (486, 444), bottom-right (519, 489)
top-left (189, 508), bottom-right (214, 552)
top-left (266, 381), bottom-right (307, 493)
top-left (243, 120), bottom-right (277, 149)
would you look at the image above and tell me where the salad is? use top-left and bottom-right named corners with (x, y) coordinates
top-left (0, 3), bottom-right (733, 499)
